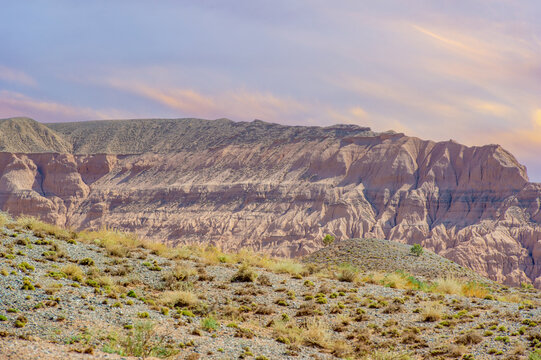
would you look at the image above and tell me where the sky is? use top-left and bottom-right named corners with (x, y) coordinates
top-left (1, 1), bottom-right (541, 179)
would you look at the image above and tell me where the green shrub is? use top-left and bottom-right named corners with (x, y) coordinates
top-left (201, 316), bottom-right (218, 332)
top-left (122, 321), bottom-right (177, 358)
top-left (78, 258), bottom-right (95, 266)
top-left (21, 277), bottom-right (35, 290)
top-left (410, 244), bottom-right (423, 257)
top-left (322, 234), bottom-right (335, 247)
top-left (17, 262), bottom-right (34, 273)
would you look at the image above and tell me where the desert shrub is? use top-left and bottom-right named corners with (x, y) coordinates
top-left (462, 281), bottom-right (489, 298)
top-left (14, 315), bottom-right (27, 328)
top-left (231, 263), bottom-right (258, 283)
top-left (16, 217), bottom-right (73, 240)
top-left (270, 259), bottom-right (307, 277)
top-left (158, 290), bottom-right (198, 308)
top-left (201, 316), bottom-right (218, 332)
top-left (322, 234), bottom-right (335, 247)
top-left (303, 318), bottom-right (330, 348)
top-left (78, 258), bottom-right (95, 266)
top-left (17, 262), bottom-right (34, 273)
top-left (337, 263), bottom-right (359, 283)
top-left (163, 264), bottom-right (196, 289)
top-left (433, 277), bottom-right (462, 295)
top-left (0, 212), bottom-right (10, 228)
top-left (410, 244), bottom-right (423, 257)
top-left (455, 331), bottom-right (483, 345)
top-left (364, 351), bottom-right (414, 360)
top-left (61, 264), bottom-right (84, 282)
top-left (272, 320), bottom-right (304, 345)
top-left (21, 277), bottom-right (35, 290)
top-left (79, 229), bottom-right (139, 258)
top-left (120, 321), bottom-right (176, 358)
top-left (257, 274), bottom-right (272, 286)
top-left (422, 302), bottom-right (443, 322)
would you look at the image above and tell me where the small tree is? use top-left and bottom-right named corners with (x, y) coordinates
top-left (322, 234), bottom-right (335, 247)
top-left (410, 243), bottom-right (423, 257)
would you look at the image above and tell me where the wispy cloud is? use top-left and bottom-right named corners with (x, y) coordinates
top-left (0, 65), bottom-right (36, 87)
top-left (104, 79), bottom-right (309, 123)
top-left (0, 90), bottom-right (132, 122)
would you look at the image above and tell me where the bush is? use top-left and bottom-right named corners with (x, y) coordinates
top-left (21, 277), bottom-right (35, 290)
top-left (122, 321), bottom-right (176, 358)
top-left (422, 302), bottom-right (443, 322)
top-left (201, 316), bottom-right (218, 332)
top-left (158, 290), bottom-right (198, 308)
top-left (322, 234), bottom-right (335, 247)
top-left (231, 263), bottom-right (258, 283)
top-left (78, 258), bottom-right (95, 266)
top-left (410, 244), bottom-right (423, 257)
top-left (337, 263), bottom-right (359, 283)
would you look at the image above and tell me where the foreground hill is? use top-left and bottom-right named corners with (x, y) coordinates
top-left (0, 117), bottom-right (541, 288)
top-left (1, 216), bottom-right (540, 359)
top-left (304, 238), bottom-right (493, 284)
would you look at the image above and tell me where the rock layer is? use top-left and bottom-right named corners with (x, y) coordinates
top-left (0, 117), bottom-right (540, 287)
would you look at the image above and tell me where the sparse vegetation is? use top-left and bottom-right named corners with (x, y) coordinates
top-left (231, 263), bottom-right (258, 283)
top-left (410, 243), bottom-right (423, 257)
top-left (0, 217), bottom-right (539, 359)
top-left (322, 234), bottom-right (335, 247)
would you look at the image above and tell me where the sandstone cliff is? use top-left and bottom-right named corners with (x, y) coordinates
top-left (1, 117), bottom-right (540, 287)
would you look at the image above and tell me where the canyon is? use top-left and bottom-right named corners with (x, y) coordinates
top-left (0, 116), bottom-right (540, 287)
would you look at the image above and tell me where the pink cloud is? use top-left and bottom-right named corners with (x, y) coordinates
top-left (0, 65), bottom-right (36, 87)
top-left (105, 79), bottom-right (308, 123)
top-left (0, 90), bottom-right (132, 122)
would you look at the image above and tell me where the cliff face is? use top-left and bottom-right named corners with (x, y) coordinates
top-left (0, 117), bottom-right (540, 287)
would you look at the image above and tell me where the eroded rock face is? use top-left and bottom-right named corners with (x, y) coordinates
top-left (0, 120), bottom-right (540, 287)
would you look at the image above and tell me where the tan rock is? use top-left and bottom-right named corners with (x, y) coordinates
top-left (0, 117), bottom-right (539, 287)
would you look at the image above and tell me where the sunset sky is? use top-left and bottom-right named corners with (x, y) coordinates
top-left (1, 1), bottom-right (541, 178)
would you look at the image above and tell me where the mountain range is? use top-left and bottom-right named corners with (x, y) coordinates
top-left (0, 116), bottom-right (540, 287)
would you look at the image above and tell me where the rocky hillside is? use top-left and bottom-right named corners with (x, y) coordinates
top-left (1, 216), bottom-right (541, 359)
top-left (304, 238), bottom-right (494, 285)
top-left (0, 117), bottom-right (540, 287)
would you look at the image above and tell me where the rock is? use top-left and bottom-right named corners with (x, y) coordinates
top-left (0, 117), bottom-right (540, 287)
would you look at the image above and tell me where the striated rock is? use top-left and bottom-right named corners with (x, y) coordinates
top-left (0, 117), bottom-right (540, 287)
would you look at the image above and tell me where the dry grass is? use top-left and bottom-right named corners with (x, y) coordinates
top-left (336, 264), bottom-right (359, 283)
top-left (16, 216), bottom-right (73, 241)
top-left (421, 302), bottom-right (444, 322)
top-left (158, 290), bottom-right (198, 308)
top-left (433, 277), bottom-right (489, 299)
top-left (79, 228), bottom-right (140, 257)
top-left (165, 263), bottom-right (196, 281)
top-left (272, 320), bottom-right (304, 345)
top-left (269, 259), bottom-right (308, 277)
top-left (0, 212), bottom-right (10, 228)
top-left (462, 281), bottom-right (489, 298)
top-left (303, 318), bottom-right (330, 348)
top-left (231, 263), bottom-right (258, 283)
top-left (362, 351), bottom-right (414, 360)
top-left (61, 264), bottom-right (84, 282)
top-left (433, 277), bottom-right (463, 295)
top-left (455, 331), bottom-right (483, 345)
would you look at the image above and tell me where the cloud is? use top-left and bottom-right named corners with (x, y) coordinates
top-left (534, 109), bottom-right (541, 127)
top-left (0, 90), bottom-right (132, 122)
top-left (104, 79), bottom-right (309, 123)
top-left (0, 65), bottom-right (36, 87)
top-left (411, 25), bottom-right (481, 56)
